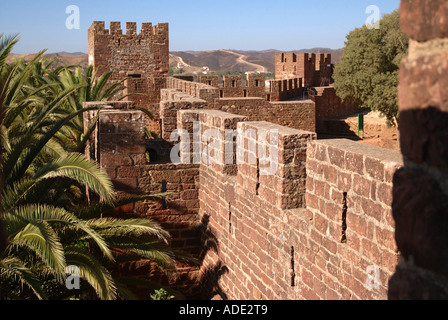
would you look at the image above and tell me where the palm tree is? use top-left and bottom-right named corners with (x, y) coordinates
top-left (45, 65), bottom-right (127, 153)
top-left (0, 36), bottom-right (190, 300)
top-left (0, 33), bottom-right (21, 255)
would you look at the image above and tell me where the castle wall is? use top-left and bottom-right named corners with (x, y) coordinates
top-left (84, 101), bottom-right (202, 297)
top-left (199, 75), bottom-right (266, 99)
top-left (246, 74), bottom-right (267, 98)
top-left (191, 113), bottom-right (402, 299)
top-left (85, 102), bottom-right (199, 249)
top-left (166, 77), bottom-right (315, 135)
top-left (388, 0), bottom-right (448, 299)
top-left (168, 78), bottom-right (358, 135)
top-left (311, 87), bottom-right (360, 133)
top-left (167, 77), bottom-right (220, 106)
top-left (194, 111), bottom-right (402, 299)
top-left (82, 0), bottom-right (448, 300)
top-left (88, 21), bottom-right (169, 82)
top-left (217, 98), bottom-right (316, 133)
top-left (269, 77), bottom-right (302, 101)
top-left (86, 102), bottom-right (402, 300)
top-left (159, 89), bottom-right (208, 140)
top-left (303, 139), bottom-right (402, 299)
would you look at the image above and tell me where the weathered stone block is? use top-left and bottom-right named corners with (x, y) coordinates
top-left (400, 0), bottom-right (448, 41)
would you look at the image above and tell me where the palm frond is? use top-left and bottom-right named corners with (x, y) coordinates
top-left (9, 220), bottom-right (66, 281)
top-left (87, 218), bottom-right (171, 244)
top-left (6, 104), bottom-right (103, 184)
top-left (0, 33), bottom-right (20, 68)
top-left (65, 246), bottom-right (117, 300)
top-left (0, 256), bottom-right (47, 300)
top-left (74, 193), bottom-right (169, 220)
top-left (4, 204), bottom-right (115, 264)
top-left (32, 153), bottom-right (115, 204)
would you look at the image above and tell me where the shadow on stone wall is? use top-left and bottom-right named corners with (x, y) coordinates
top-left (188, 213), bottom-right (229, 300)
top-left (388, 108), bottom-right (448, 300)
top-left (104, 198), bottom-right (230, 300)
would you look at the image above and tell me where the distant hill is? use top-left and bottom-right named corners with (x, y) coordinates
top-left (7, 53), bottom-right (89, 69)
top-left (171, 48), bottom-right (343, 74)
top-left (7, 48), bottom-right (343, 74)
top-left (48, 51), bottom-right (87, 56)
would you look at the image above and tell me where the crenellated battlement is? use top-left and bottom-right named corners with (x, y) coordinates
top-left (89, 21), bottom-right (169, 37)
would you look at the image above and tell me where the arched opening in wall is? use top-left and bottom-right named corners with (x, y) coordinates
top-left (146, 148), bottom-right (159, 164)
top-left (243, 89), bottom-right (247, 97)
top-left (255, 79), bottom-right (260, 87)
top-left (220, 90), bottom-right (224, 98)
top-left (231, 80), bottom-right (236, 88)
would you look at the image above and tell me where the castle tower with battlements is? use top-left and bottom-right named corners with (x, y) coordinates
top-left (275, 52), bottom-right (332, 87)
top-left (88, 21), bottom-right (169, 132)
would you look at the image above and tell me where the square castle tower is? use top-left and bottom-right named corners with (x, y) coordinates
top-left (88, 21), bottom-right (169, 132)
top-left (275, 52), bottom-right (332, 87)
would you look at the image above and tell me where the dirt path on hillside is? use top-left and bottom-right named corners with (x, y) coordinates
top-left (170, 54), bottom-right (203, 74)
top-left (219, 49), bottom-right (267, 72)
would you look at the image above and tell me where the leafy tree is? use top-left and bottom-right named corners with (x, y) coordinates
top-left (333, 10), bottom-right (409, 126)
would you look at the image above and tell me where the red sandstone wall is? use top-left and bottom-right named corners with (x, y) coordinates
top-left (84, 103), bottom-right (203, 296)
top-left (269, 77), bottom-right (302, 102)
top-left (88, 21), bottom-right (169, 134)
top-left (87, 103), bottom-right (403, 300)
top-left (167, 77), bottom-right (220, 106)
top-left (217, 98), bottom-right (316, 133)
top-left (197, 110), bottom-right (316, 299)
top-left (195, 109), bottom-right (402, 299)
top-left (164, 77), bottom-right (316, 136)
top-left (198, 75), bottom-right (266, 99)
top-left (388, 0), bottom-right (448, 299)
top-left (160, 89), bottom-right (208, 140)
top-left (304, 139), bottom-right (402, 299)
top-left (88, 21), bottom-right (169, 81)
top-left (312, 86), bottom-right (360, 133)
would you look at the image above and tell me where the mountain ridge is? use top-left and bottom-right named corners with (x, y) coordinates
top-left (8, 48), bottom-right (343, 73)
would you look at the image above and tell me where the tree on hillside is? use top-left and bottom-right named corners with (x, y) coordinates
top-left (333, 10), bottom-right (409, 126)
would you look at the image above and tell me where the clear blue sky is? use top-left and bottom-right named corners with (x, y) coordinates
top-left (0, 0), bottom-right (400, 54)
